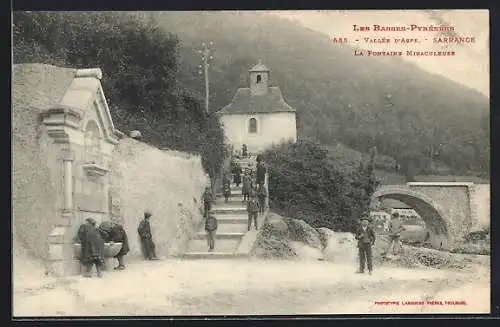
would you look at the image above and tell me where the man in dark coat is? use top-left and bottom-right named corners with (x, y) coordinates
top-left (137, 211), bottom-right (159, 260)
top-left (77, 218), bottom-right (105, 278)
top-left (232, 163), bottom-right (242, 187)
top-left (256, 155), bottom-right (267, 187)
top-left (99, 221), bottom-right (130, 270)
top-left (242, 144), bottom-right (248, 158)
top-left (355, 216), bottom-right (376, 275)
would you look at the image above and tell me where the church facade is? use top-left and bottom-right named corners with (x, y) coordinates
top-left (217, 61), bottom-right (297, 154)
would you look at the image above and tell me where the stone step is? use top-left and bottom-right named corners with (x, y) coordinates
top-left (212, 207), bottom-right (247, 214)
top-left (193, 232), bottom-right (245, 240)
top-left (182, 252), bottom-right (249, 259)
top-left (215, 194), bottom-right (244, 202)
top-left (216, 222), bottom-right (249, 234)
top-left (217, 189), bottom-right (242, 195)
top-left (212, 200), bottom-right (246, 209)
top-left (214, 213), bottom-right (248, 224)
top-left (187, 238), bottom-right (240, 253)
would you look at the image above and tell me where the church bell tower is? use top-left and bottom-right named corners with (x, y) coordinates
top-left (249, 59), bottom-right (270, 96)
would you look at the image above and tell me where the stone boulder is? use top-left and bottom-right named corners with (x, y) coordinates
top-left (266, 213), bottom-right (289, 237)
top-left (251, 213), bottom-right (295, 259)
top-left (284, 217), bottom-right (322, 249)
top-left (252, 213), bottom-right (348, 261)
top-left (289, 241), bottom-right (324, 261)
top-left (317, 227), bottom-right (357, 263)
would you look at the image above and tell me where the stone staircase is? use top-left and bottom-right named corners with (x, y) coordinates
top-left (183, 157), bottom-right (265, 259)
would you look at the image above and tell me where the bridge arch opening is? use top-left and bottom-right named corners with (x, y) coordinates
top-left (372, 188), bottom-right (449, 249)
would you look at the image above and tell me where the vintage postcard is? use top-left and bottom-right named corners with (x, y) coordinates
top-left (12, 10), bottom-right (490, 316)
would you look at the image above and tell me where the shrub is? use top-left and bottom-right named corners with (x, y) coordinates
top-left (262, 139), bottom-right (379, 232)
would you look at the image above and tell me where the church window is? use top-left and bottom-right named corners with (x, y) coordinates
top-left (248, 118), bottom-right (258, 134)
top-left (256, 74), bottom-right (262, 84)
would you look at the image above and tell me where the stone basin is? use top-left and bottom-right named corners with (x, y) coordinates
top-left (73, 242), bottom-right (122, 259)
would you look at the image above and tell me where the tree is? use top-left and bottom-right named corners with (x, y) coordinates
top-left (13, 11), bottom-right (227, 180)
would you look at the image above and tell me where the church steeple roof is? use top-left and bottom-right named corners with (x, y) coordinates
top-left (249, 59), bottom-right (270, 72)
top-left (218, 87), bottom-right (295, 115)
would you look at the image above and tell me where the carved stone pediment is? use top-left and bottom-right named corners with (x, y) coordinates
top-left (42, 68), bottom-right (122, 145)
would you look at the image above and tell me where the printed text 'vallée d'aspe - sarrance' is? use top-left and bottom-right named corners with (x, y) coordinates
top-left (329, 24), bottom-right (476, 57)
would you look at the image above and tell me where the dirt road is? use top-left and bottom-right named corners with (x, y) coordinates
top-left (13, 258), bottom-right (490, 316)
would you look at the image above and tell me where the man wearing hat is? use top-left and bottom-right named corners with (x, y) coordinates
top-left (355, 215), bottom-right (376, 275)
top-left (76, 218), bottom-right (105, 278)
top-left (202, 186), bottom-right (213, 218)
top-left (383, 212), bottom-right (405, 256)
top-left (255, 155), bottom-right (267, 187)
top-left (246, 190), bottom-right (260, 231)
top-left (137, 211), bottom-right (159, 260)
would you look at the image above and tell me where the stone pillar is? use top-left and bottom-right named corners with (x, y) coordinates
top-left (49, 149), bottom-right (77, 276)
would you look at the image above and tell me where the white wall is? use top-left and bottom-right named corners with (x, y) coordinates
top-left (110, 138), bottom-right (208, 257)
top-left (221, 112), bottom-right (297, 153)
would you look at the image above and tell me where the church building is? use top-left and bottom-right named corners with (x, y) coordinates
top-left (217, 60), bottom-right (297, 154)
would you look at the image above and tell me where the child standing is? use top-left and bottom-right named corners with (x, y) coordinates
top-left (205, 210), bottom-right (218, 252)
top-left (246, 192), bottom-right (260, 231)
top-left (223, 179), bottom-right (232, 203)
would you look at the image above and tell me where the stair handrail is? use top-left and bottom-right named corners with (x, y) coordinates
top-left (264, 171), bottom-right (269, 211)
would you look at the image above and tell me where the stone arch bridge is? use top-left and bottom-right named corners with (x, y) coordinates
top-left (372, 182), bottom-right (490, 249)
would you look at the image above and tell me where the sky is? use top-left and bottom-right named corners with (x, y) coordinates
top-left (267, 10), bottom-right (489, 97)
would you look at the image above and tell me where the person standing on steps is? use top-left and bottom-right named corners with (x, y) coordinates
top-left (223, 177), bottom-right (232, 203)
top-left (242, 144), bottom-right (248, 158)
top-left (256, 184), bottom-right (267, 215)
top-left (205, 209), bottom-right (218, 252)
top-left (242, 171), bottom-right (252, 202)
top-left (355, 216), bottom-right (376, 275)
top-left (137, 211), bottom-right (159, 261)
top-left (232, 162), bottom-right (242, 187)
top-left (98, 220), bottom-right (130, 270)
top-left (247, 191), bottom-right (260, 231)
top-left (202, 186), bottom-right (213, 218)
top-left (77, 218), bottom-right (105, 278)
top-left (256, 154), bottom-right (267, 187)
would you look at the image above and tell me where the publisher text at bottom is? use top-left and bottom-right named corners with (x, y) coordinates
top-left (374, 300), bottom-right (467, 306)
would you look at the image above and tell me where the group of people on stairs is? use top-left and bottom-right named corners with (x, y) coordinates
top-left (202, 154), bottom-right (268, 252)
